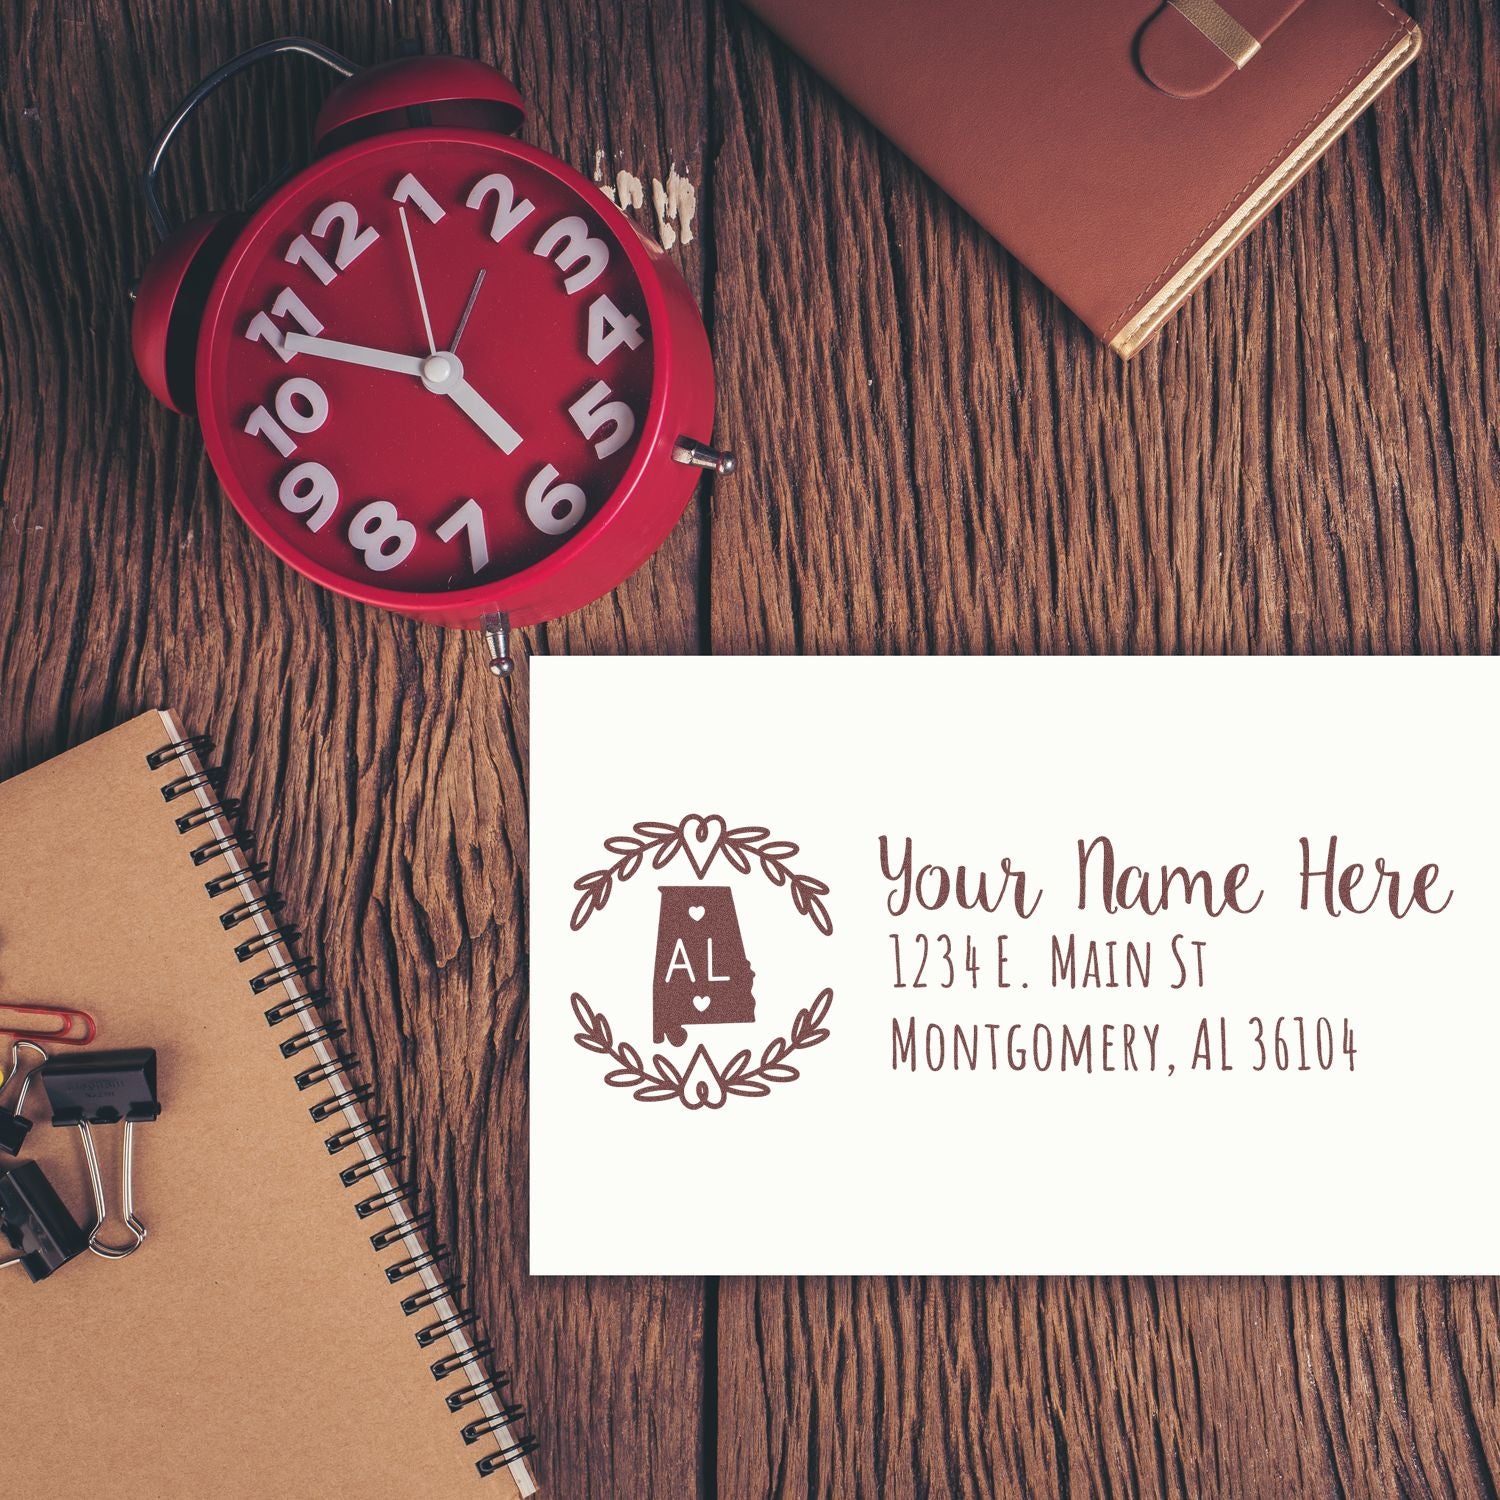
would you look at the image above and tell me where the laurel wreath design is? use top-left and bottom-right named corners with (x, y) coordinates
top-left (570, 820), bottom-right (833, 936)
top-left (567, 815), bottom-right (834, 1108)
top-left (571, 989), bottom-right (833, 1108)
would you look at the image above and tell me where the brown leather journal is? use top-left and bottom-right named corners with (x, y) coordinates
top-left (742, 0), bottom-right (1420, 355)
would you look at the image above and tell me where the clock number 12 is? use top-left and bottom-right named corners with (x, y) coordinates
top-left (284, 201), bottom-right (381, 285)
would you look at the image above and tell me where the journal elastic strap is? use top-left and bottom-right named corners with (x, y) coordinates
top-left (1167, 0), bottom-right (1262, 66)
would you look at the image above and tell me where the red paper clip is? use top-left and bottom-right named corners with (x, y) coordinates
top-left (0, 1002), bottom-right (97, 1047)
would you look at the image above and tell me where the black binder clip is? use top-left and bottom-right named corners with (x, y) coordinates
top-left (0, 1041), bottom-right (48, 1155)
top-left (42, 1048), bottom-right (161, 1259)
top-left (0, 1161), bottom-right (88, 1281)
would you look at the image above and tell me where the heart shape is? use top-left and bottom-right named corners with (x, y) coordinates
top-left (692, 993), bottom-right (712, 1011)
top-left (679, 1045), bottom-right (727, 1110)
top-left (680, 814), bottom-right (727, 878)
top-left (688, 905), bottom-right (706, 923)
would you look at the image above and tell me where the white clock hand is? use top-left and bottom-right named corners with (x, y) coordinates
top-left (397, 204), bottom-right (438, 356)
top-left (415, 350), bottom-right (522, 454)
top-left (442, 371), bottom-right (524, 456)
top-left (282, 334), bottom-right (426, 376)
top-left (282, 335), bottom-right (523, 455)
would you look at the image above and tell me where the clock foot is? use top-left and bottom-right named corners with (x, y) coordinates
top-left (671, 438), bottom-right (736, 476)
top-left (480, 611), bottom-right (515, 679)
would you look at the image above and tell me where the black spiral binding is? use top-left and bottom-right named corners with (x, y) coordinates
top-left (147, 733), bottom-right (538, 1483)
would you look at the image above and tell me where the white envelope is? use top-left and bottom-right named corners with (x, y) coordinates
top-left (530, 657), bottom-right (1497, 1274)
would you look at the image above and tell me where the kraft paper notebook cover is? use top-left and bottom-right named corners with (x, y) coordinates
top-left (742, 0), bottom-right (1421, 354)
top-left (0, 712), bottom-right (535, 1498)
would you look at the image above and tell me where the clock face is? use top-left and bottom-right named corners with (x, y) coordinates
top-left (197, 132), bottom-right (659, 603)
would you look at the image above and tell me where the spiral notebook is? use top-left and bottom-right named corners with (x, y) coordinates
top-left (0, 711), bottom-right (535, 1497)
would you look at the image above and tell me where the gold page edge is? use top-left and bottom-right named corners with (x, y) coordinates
top-left (1109, 23), bottom-right (1422, 359)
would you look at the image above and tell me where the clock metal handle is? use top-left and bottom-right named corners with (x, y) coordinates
top-left (143, 36), bottom-right (357, 240)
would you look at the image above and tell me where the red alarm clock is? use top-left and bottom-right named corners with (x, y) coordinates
top-left (132, 39), bottom-right (732, 675)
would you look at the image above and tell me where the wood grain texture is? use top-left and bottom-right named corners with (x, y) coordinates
top-left (0, 0), bottom-right (1495, 1496)
top-left (709, 1), bottom-right (1500, 1497)
top-left (709, 1), bottom-right (1498, 659)
top-left (0, 3), bottom-right (713, 1496)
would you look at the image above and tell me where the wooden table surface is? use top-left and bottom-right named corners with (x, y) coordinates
top-left (2, 2), bottom-right (1497, 1495)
